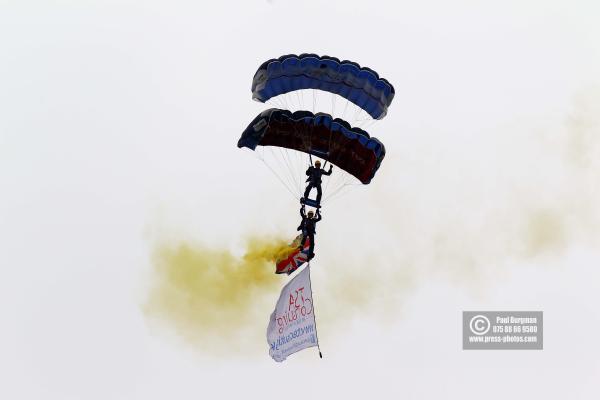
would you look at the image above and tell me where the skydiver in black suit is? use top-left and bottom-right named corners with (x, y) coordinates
top-left (303, 160), bottom-right (332, 205)
top-left (297, 206), bottom-right (321, 259)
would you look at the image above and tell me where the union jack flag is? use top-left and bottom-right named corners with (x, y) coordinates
top-left (275, 234), bottom-right (311, 275)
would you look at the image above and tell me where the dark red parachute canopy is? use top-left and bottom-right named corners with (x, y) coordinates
top-left (238, 109), bottom-right (385, 184)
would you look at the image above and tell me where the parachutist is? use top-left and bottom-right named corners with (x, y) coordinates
top-left (303, 160), bottom-right (332, 205)
top-left (298, 207), bottom-right (321, 259)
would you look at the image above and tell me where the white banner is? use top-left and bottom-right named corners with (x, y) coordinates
top-left (267, 265), bottom-right (318, 362)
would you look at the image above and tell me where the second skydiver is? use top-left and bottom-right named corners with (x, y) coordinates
top-left (297, 205), bottom-right (321, 260)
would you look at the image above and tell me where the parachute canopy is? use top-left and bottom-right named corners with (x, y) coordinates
top-left (252, 54), bottom-right (395, 120)
top-left (238, 108), bottom-right (385, 184)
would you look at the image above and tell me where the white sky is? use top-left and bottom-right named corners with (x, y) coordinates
top-left (1, 0), bottom-right (600, 399)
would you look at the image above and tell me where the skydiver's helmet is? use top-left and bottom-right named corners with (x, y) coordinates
top-left (308, 211), bottom-right (314, 218)
top-left (314, 160), bottom-right (321, 168)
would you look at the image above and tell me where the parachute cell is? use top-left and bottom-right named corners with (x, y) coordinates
top-left (252, 54), bottom-right (395, 120)
top-left (238, 108), bottom-right (385, 184)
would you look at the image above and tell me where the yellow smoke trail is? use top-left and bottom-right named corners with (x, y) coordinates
top-left (144, 236), bottom-right (298, 352)
top-left (145, 89), bottom-right (600, 354)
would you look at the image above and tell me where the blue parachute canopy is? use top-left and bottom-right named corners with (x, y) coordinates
top-left (238, 108), bottom-right (386, 184)
top-left (251, 54), bottom-right (395, 120)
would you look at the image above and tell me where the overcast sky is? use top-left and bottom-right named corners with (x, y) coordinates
top-left (1, 1), bottom-right (600, 399)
